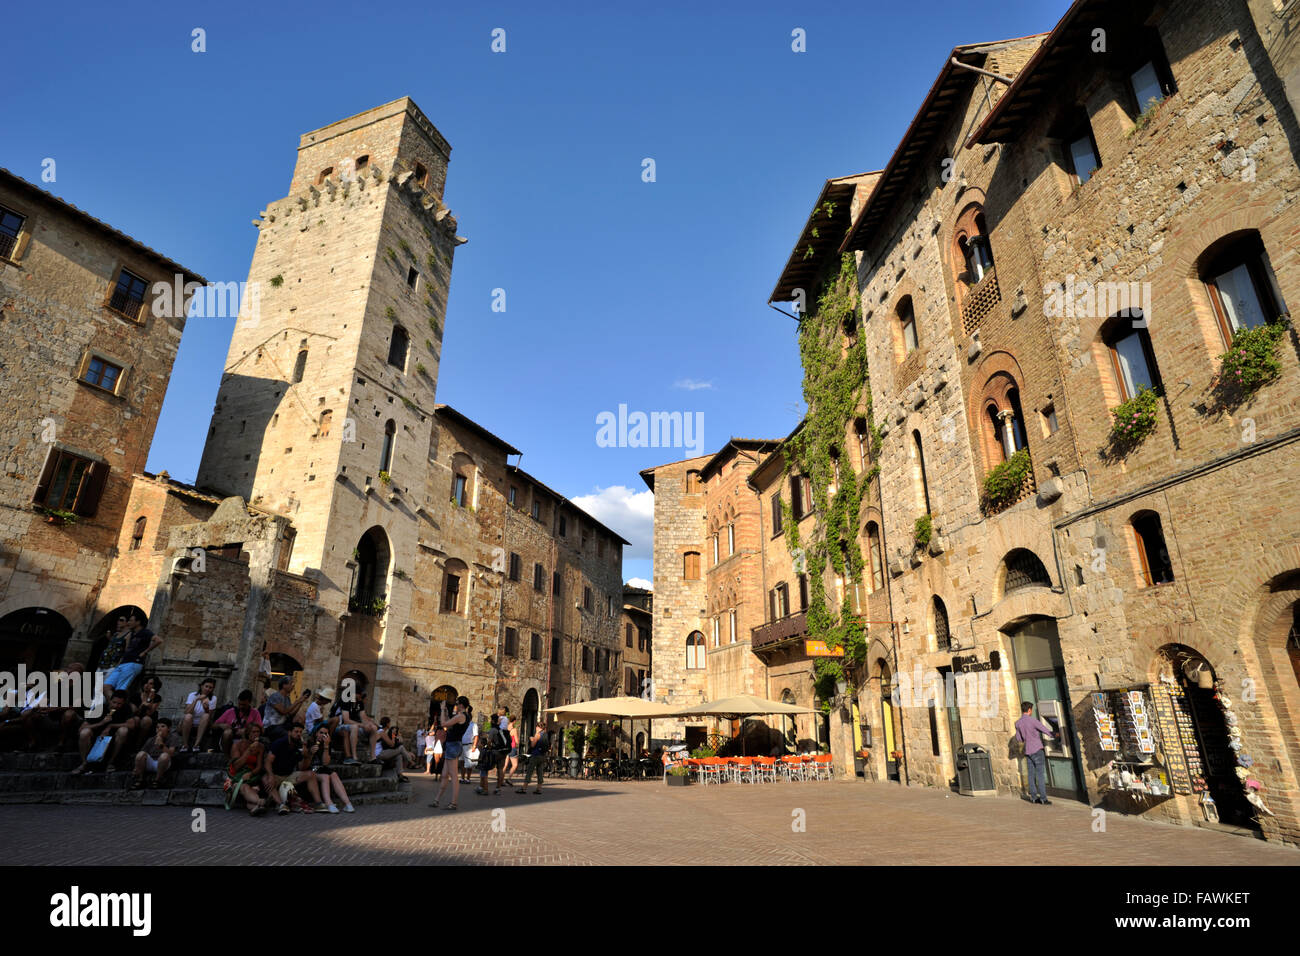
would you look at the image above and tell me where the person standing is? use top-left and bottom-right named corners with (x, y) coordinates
top-left (426, 717), bottom-right (443, 776)
top-left (430, 697), bottom-right (470, 811)
top-left (104, 612), bottom-right (162, 699)
top-left (516, 721), bottom-right (549, 795)
top-left (1015, 701), bottom-right (1055, 805)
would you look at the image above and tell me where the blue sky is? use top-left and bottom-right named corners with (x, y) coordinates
top-left (4, 0), bottom-right (1070, 585)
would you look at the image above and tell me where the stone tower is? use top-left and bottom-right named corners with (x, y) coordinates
top-left (197, 98), bottom-right (463, 703)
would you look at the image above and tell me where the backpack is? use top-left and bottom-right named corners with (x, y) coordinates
top-left (533, 730), bottom-right (550, 755)
top-left (489, 725), bottom-right (509, 752)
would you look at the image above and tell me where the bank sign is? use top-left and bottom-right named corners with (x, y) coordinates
top-left (951, 652), bottom-right (1001, 673)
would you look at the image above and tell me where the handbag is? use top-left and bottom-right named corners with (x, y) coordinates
top-left (87, 734), bottom-right (111, 764)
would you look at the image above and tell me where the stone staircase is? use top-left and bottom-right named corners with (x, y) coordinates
top-left (0, 751), bottom-right (411, 807)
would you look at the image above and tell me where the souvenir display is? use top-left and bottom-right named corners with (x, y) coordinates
top-left (1212, 680), bottom-right (1274, 818)
top-left (1091, 692), bottom-right (1117, 752)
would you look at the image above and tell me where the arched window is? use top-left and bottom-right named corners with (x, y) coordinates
top-left (1102, 311), bottom-right (1161, 401)
top-left (316, 167), bottom-right (333, 185)
top-left (349, 526), bottom-right (391, 615)
top-left (954, 205), bottom-right (995, 286)
top-left (1199, 231), bottom-right (1287, 345)
top-left (379, 419), bottom-right (396, 474)
top-left (1131, 511), bottom-right (1174, 586)
top-left (933, 595), bottom-right (951, 652)
top-left (441, 558), bottom-right (467, 614)
top-left (387, 326), bottom-right (409, 371)
top-left (865, 521), bottom-right (885, 592)
top-left (292, 350), bottom-right (308, 384)
top-left (413, 162), bottom-right (429, 187)
top-left (911, 430), bottom-right (931, 516)
top-left (450, 452), bottom-right (476, 508)
top-left (130, 515), bottom-right (147, 551)
top-left (685, 631), bottom-right (705, 670)
top-left (1003, 549), bottom-right (1051, 594)
top-left (978, 371), bottom-right (1029, 468)
top-left (683, 551), bottom-right (700, 580)
top-left (898, 296), bottom-right (919, 355)
top-left (854, 417), bottom-right (871, 471)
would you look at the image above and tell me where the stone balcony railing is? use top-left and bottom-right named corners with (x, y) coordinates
top-left (751, 610), bottom-right (807, 651)
top-left (960, 268), bottom-right (1000, 336)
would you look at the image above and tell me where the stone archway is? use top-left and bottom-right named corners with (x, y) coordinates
top-left (0, 607), bottom-right (72, 672)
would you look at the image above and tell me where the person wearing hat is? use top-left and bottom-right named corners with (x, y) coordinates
top-left (303, 687), bottom-right (334, 738)
top-left (262, 675), bottom-right (310, 741)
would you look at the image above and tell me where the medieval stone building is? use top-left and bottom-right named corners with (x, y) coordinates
top-left (1, 99), bottom-right (628, 737)
top-left (648, 0), bottom-right (1300, 845)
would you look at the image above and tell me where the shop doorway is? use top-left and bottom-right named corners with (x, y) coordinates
top-left (1156, 646), bottom-right (1258, 829)
top-left (429, 684), bottom-right (458, 724)
top-left (1007, 618), bottom-right (1084, 801)
top-left (0, 607), bottom-right (72, 673)
top-left (879, 661), bottom-right (902, 782)
top-left (937, 666), bottom-right (965, 777)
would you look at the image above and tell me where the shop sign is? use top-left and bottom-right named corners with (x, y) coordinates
top-left (951, 651), bottom-right (1001, 673)
top-left (805, 640), bottom-right (844, 657)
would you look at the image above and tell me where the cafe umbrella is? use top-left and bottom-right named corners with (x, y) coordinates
top-left (543, 697), bottom-right (680, 779)
top-left (668, 694), bottom-right (819, 755)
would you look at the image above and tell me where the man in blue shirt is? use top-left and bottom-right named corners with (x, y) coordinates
top-left (1015, 701), bottom-right (1055, 805)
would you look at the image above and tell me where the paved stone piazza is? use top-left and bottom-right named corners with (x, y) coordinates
top-left (2, 775), bottom-right (1292, 867)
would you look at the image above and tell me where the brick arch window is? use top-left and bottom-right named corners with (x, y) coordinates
top-left (853, 417), bottom-right (872, 471)
top-left (292, 350), bottom-right (308, 384)
top-left (865, 520), bottom-right (885, 593)
top-left (1131, 510), bottom-right (1174, 586)
top-left (685, 631), bottom-right (705, 670)
top-left (130, 515), bottom-right (147, 551)
top-left (910, 430), bottom-right (931, 517)
top-left (932, 595), bottom-right (951, 652)
top-left (1100, 311), bottom-right (1161, 402)
top-left (978, 371), bottom-right (1028, 467)
top-left (379, 419), bottom-right (396, 474)
top-left (953, 203), bottom-right (995, 290)
top-left (441, 558), bottom-right (467, 614)
top-left (387, 326), bottom-right (409, 371)
top-left (1198, 231), bottom-right (1287, 346)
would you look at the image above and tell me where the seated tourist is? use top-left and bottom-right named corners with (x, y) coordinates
top-left (263, 722), bottom-right (323, 815)
top-left (303, 687), bottom-right (332, 738)
top-left (262, 677), bottom-right (310, 740)
top-left (178, 677), bottom-right (220, 752)
top-left (328, 693), bottom-right (364, 765)
top-left (131, 675), bottom-right (163, 742)
top-left (225, 723), bottom-right (268, 815)
top-left (130, 716), bottom-right (181, 789)
top-left (371, 717), bottom-right (413, 783)
top-left (215, 689), bottom-right (264, 755)
top-left (307, 725), bottom-right (355, 814)
top-left (19, 663), bottom-right (88, 753)
top-left (72, 691), bottom-right (136, 773)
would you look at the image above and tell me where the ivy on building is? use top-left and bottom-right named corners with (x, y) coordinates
top-left (782, 252), bottom-right (876, 701)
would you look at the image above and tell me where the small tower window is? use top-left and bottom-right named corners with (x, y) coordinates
top-left (292, 350), bottom-right (308, 384)
top-left (130, 515), bottom-right (147, 551)
top-left (316, 167), bottom-right (333, 185)
top-left (407, 267), bottom-right (419, 289)
top-left (379, 419), bottom-right (396, 474)
top-left (387, 327), bottom-right (409, 371)
top-left (355, 155), bottom-right (369, 171)
top-left (413, 162), bottom-right (429, 187)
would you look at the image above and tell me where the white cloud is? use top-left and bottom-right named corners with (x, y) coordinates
top-left (625, 577), bottom-right (653, 590)
top-left (570, 485), bottom-right (654, 563)
top-left (672, 378), bottom-right (714, 391)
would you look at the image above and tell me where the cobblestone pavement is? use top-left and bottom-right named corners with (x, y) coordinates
top-left (2, 774), bottom-right (1294, 866)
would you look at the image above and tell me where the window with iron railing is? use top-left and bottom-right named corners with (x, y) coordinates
top-left (108, 269), bottom-right (149, 320)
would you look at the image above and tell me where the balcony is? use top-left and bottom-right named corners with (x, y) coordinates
top-left (960, 268), bottom-right (1000, 336)
top-left (751, 611), bottom-right (807, 651)
top-left (980, 449), bottom-right (1036, 516)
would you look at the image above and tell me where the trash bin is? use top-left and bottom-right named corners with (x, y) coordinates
top-left (956, 743), bottom-right (996, 796)
top-left (567, 754), bottom-right (582, 778)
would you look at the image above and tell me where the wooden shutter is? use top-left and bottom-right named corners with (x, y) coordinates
top-left (72, 460), bottom-right (109, 517)
top-left (32, 447), bottom-right (59, 505)
top-left (772, 494), bottom-right (782, 532)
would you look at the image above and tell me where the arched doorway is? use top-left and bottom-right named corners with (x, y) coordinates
top-left (0, 607), bottom-right (72, 672)
top-left (429, 684), bottom-right (457, 724)
top-left (349, 527), bottom-right (391, 615)
top-left (87, 605), bottom-right (147, 670)
top-left (1288, 603), bottom-right (1300, 690)
top-left (874, 662), bottom-right (903, 782)
top-left (1006, 617), bottom-right (1083, 801)
top-left (521, 688), bottom-right (539, 743)
top-left (1153, 645), bottom-right (1257, 829)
